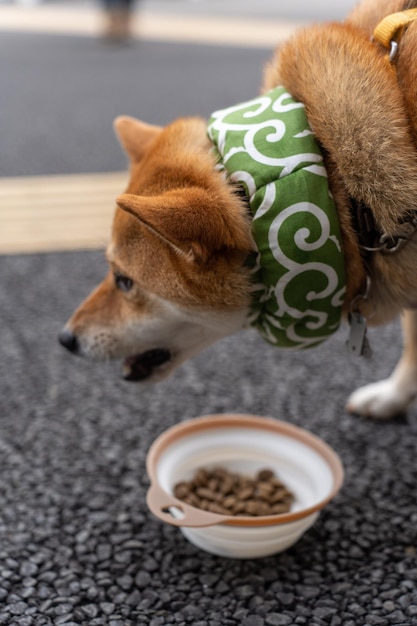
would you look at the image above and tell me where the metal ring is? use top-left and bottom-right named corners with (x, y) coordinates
top-left (379, 233), bottom-right (408, 254)
top-left (389, 40), bottom-right (399, 62)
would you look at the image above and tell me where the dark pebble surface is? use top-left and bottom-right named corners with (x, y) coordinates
top-left (1, 250), bottom-right (417, 625)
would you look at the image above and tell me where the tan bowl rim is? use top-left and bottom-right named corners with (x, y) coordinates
top-left (146, 413), bottom-right (344, 528)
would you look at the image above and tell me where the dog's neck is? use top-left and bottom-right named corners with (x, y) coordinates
top-left (207, 86), bottom-right (346, 350)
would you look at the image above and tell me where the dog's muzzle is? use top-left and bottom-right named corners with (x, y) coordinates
top-left (58, 328), bottom-right (172, 382)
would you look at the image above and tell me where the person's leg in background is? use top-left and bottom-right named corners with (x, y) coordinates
top-left (101, 0), bottom-right (136, 43)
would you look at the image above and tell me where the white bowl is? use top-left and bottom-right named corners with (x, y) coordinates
top-left (146, 414), bottom-right (344, 559)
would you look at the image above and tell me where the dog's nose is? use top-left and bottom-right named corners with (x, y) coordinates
top-left (58, 328), bottom-right (79, 354)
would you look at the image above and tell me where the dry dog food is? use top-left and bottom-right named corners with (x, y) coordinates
top-left (173, 467), bottom-right (294, 516)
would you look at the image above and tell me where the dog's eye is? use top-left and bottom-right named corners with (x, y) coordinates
top-left (114, 273), bottom-right (133, 292)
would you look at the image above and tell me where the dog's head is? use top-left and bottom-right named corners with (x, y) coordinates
top-left (59, 116), bottom-right (254, 381)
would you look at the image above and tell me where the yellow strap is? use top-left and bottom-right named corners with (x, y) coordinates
top-left (373, 8), bottom-right (417, 50)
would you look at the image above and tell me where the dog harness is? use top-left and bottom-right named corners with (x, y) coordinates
top-left (373, 8), bottom-right (417, 62)
top-left (207, 86), bottom-right (346, 349)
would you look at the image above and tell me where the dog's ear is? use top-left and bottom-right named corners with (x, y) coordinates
top-left (116, 189), bottom-right (253, 262)
top-left (113, 116), bottom-right (162, 162)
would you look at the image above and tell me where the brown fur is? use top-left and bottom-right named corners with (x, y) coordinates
top-left (111, 116), bottom-right (254, 310)
top-left (60, 0), bottom-right (417, 417)
top-left (263, 1), bottom-right (417, 323)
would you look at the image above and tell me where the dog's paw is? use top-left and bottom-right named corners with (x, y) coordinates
top-left (346, 379), bottom-right (412, 419)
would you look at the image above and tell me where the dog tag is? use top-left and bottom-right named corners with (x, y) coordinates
top-left (361, 335), bottom-right (372, 359)
top-left (346, 312), bottom-right (372, 358)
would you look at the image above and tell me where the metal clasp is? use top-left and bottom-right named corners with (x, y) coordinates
top-left (389, 40), bottom-right (399, 62)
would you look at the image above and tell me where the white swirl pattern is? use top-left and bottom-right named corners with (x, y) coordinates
top-left (208, 86), bottom-right (346, 349)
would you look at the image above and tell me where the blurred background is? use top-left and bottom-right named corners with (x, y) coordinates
top-left (0, 0), bottom-right (358, 253)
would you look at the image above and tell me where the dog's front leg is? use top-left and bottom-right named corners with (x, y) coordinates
top-left (346, 309), bottom-right (417, 419)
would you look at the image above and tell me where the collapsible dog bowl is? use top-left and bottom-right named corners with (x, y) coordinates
top-left (146, 414), bottom-right (344, 559)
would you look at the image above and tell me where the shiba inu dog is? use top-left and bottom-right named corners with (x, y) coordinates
top-left (59, 0), bottom-right (417, 420)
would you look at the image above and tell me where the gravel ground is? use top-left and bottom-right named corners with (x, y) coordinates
top-left (1, 250), bottom-right (417, 626)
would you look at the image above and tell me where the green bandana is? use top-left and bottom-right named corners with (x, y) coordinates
top-left (208, 86), bottom-right (346, 349)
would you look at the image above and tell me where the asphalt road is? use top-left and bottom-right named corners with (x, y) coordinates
top-left (0, 31), bottom-right (272, 176)
top-left (1, 0), bottom-right (358, 178)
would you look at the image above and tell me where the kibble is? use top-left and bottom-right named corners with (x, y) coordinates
top-left (173, 467), bottom-right (294, 517)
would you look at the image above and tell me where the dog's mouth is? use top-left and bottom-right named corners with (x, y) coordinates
top-left (122, 348), bottom-right (172, 382)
